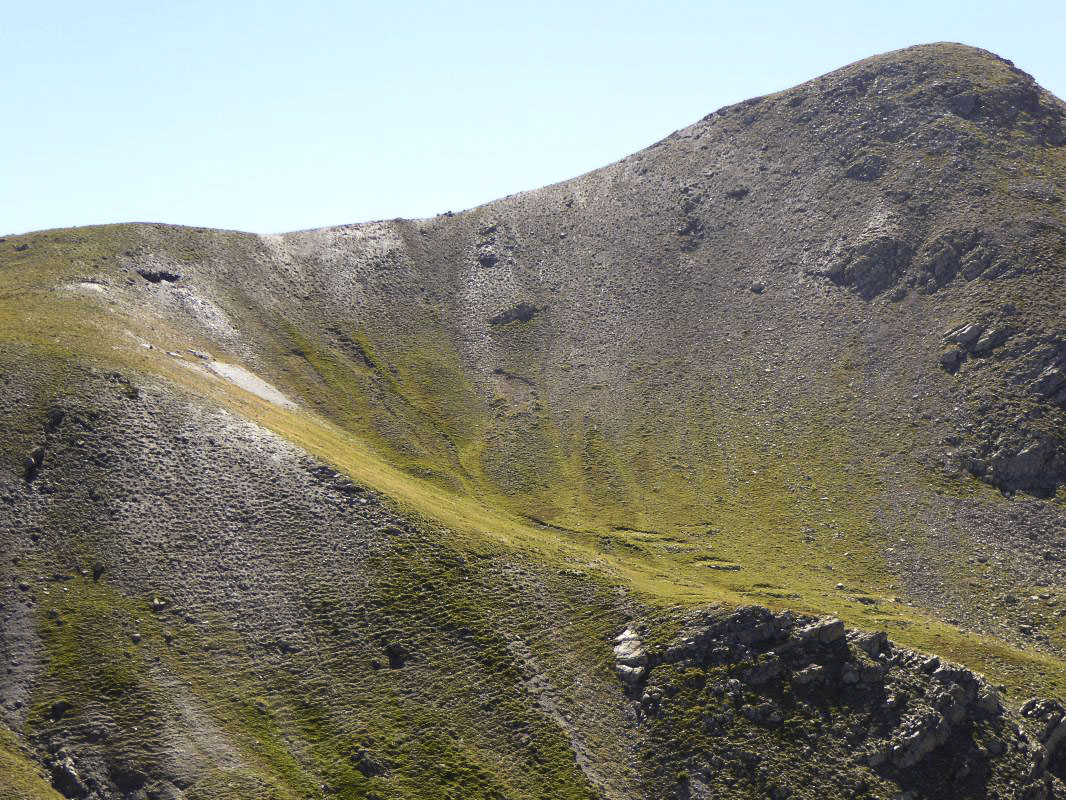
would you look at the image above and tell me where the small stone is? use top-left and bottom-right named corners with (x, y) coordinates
top-left (384, 642), bottom-right (408, 668)
top-left (884, 692), bottom-right (906, 710)
top-left (947, 323), bottom-right (985, 348)
top-left (976, 689), bottom-right (1001, 713)
top-left (617, 664), bottom-right (646, 684)
top-left (940, 348), bottom-right (964, 372)
top-left (613, 638), bottom-right (647, 667)
top-left (792, 664), bottom-right (827, 685)
top-left (50, 755), bottom-right (87, 798)
top-left (973, 327), bottom-right (1009, 353)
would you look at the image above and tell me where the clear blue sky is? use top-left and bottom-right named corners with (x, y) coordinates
top-left (3, 0), bottom-right (1065, 235)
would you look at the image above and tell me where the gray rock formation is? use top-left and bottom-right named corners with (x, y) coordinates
top-left (618, 606), bottom-right (1064, 799)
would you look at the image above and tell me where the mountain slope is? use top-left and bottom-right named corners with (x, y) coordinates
top-left (2, 42), bottom-right (1066, 799)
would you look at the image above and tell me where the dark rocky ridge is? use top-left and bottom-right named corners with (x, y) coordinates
top-left (616, 606), bottom-right (1066, 799)
top-left (2, 42), bottom-right (1066, 799)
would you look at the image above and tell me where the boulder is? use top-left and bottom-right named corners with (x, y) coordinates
top-left (795, 617), bottom-right (845, 644)
top-left (940, 348), bottom-right (965, 372)
top-left (947, 323), bottom-right (985, 348)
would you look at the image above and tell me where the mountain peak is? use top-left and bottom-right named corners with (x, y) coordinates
top-left (830, 41), bottom-right (1028, 85)
top-left (699, 41), bottom-right (1061, 134)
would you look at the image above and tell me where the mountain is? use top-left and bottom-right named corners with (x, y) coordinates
top-left (2, 42), bottom-right (1066, 800)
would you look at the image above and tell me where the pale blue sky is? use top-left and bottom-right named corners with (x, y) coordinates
top-left (3, 1), bottom-right (1064, 235)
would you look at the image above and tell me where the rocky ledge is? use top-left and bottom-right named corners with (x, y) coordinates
top-left (615, 605), bottom-right (1066, 799)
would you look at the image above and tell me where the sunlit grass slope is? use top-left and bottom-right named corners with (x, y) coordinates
top-left (1, 222), bottom-right (1064, 704)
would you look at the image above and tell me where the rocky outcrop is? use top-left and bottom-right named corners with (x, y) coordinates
top-left (488, 302), bottom-right (541, 326)
top-left (917, 228), bottom-right (1005, 288)
top-left (612, 627), bottom-right (648, 685)
top-left (817, 222), bottom-right (1026, 301)
top-left (617, 606), bottom-right (1065, 799)
top-left (941, 317), bottom-right (1066, 494)
top-left (818, 215), bottom-right (915, 300)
